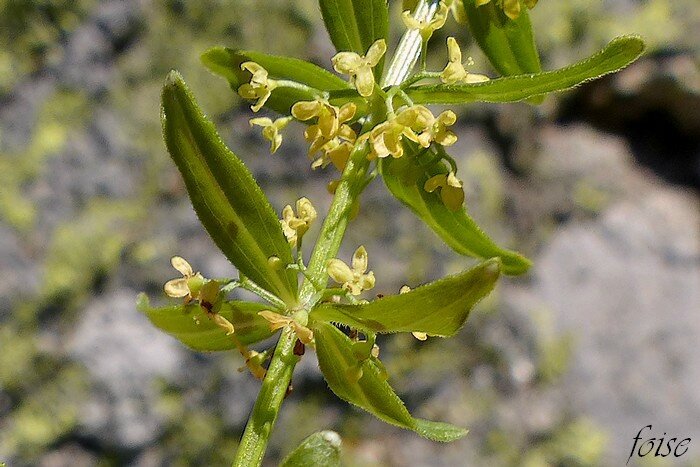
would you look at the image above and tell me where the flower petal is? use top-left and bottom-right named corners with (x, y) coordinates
top-left (171, 256), bottom-right (193, 277)
top-left (354, 67), bottom-right (375, 97)
top-left (292, 100), bottom-right (322, 121)
top-left (327, 259), bottom-right (354, 284)
top-left (352, 245), bottom-right (369, 273)
top-left (365, 40), bottom-right (387, 67)
top-left (164, 278), bottom-right (190, 298)
top-left (332, 52), bottom-right (364, 75)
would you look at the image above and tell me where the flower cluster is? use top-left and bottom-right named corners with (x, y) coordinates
top-left (233, 17), bottom-right (483, 212)
top-left (292, 100), bottom-right (358, 170)
top-left (365, 105), bottom-right (458, 159)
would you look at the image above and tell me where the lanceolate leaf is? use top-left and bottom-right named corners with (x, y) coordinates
top-left (137, 294), bottom-right (274, 351)
top-left (310, 259), bottom-right (500, 336)
top-left (319, 0), bottom-right (389, 78)
top-left (380, 153), bottom-right (531, 275)
top-left (280, 431), bottom-right (342, 467)
top-left (404, 35), bottom-right (645, 105)
top-left (201, 48), bottom-right (355, 115)
top-left (463, 0), bottom-right (541, 77)
top-left (313, 322), bottom-right (468, 442)
top-left (162, 72), bottom-right (298, 304)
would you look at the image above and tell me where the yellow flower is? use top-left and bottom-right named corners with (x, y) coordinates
top-left (164, 256), bottom-right (205, 302)
top-left (332, 39), bottom-right (387, 97)
top-left (238, 62), bottom-right (277, 112)
top-left (314, 139), bottom-right (354, 171)
top-left (395, 105), bottom-right (458, 149)
top-left (249, 116), bottom-right (292, 154)
top-left (281, 197), bottom-right (317, 247)
top-left (293, 99), bottom-right (338, 138)
top-left (424, 171), bottom-right (465, 211)
top-left (295, 100), bottom-right (357, 170)
top-left (258, 310), bottom-right (314, 344)
top-left (366, 120), bottom-right (405, 159)
top-left (164, 257), bottom-right (234, 335)
top-left (421, 110), bottom-right (459, 148)
top-left (402, 1), bottom-right (448, 41)
top-left (475, 0), bottom-right (537, 20)
top-left (365, 105), bottom-right (431, 159)
top-left (441, 37), bottom-right (490, 85)
top-left (327, 245), bottom-right (376, 296)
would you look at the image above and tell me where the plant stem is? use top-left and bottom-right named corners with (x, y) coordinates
top-left (232, 140), bottom-right (370, 467)
top-left (300, 143), bottom-right (371, 305)
top-left (232, 10), bottom-right (437, 461)
top-left (231, 326), bottom-right (298, 467)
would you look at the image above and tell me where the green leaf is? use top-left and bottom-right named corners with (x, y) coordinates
top-left (280, 431), bottom-right (342, 467)
top-left (404, 35), bottom-right (645, 105)
top-left (379, 152), bottom-right (531, 275)
top-left (318, 0), bottom-right (389, 78)
top-left (137, 293), bottom-right (274, 351)
top-left (463, 0), bottom-right (541, 77)
top-left (161, 71), bottom-right (298, 304)
top-left (201, 47), bottom-right (356, 115)
top-left (313, 322), bottom-right (469, 442)
top-left (311, 259), bottom-right (500, 336)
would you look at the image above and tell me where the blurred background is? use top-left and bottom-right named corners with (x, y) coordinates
top-left (0, 0), bottom-right (698, 465)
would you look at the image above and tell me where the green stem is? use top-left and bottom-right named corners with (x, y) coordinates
top-left (300, 140), bottom-right (372, 305)
top-left (231, 11), bottom-right (437, 461)
top-left (240, 278), bottom-right (287, 311)
top-left (231, 136), bottom-right (371, 467)
top-left (232, 326), bottom-right (298, 467)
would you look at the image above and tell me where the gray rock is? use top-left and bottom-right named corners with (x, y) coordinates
top-left (0, 224), bottom-right (40, 316)
top-left (536, 186), bottom-right (700, 462)
top-left (68, 289), bottom-right (186, 448)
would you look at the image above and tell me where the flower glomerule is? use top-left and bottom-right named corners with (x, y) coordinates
top-left (292, 99), bottom-right (357, 170)
top-left (326, 246), bottom-right (376, 296)
top-left (364, 105), bottom-right (459, 160)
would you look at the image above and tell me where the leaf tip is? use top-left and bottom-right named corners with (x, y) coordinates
top-left (165, 70), bottom-right (185, 89)
top-left (414, 419), bottom-right (469, 442)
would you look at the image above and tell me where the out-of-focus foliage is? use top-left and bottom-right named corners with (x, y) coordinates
top-left (0, 0), bottom-right (95, 94)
